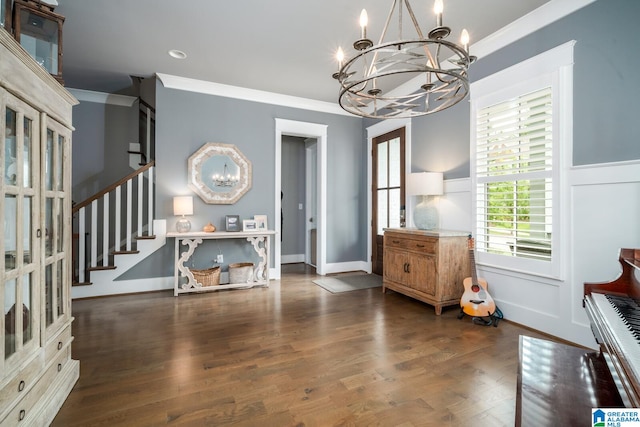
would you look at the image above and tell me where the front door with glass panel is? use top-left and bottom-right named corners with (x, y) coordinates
top-left (372, 128), bottom-right (405, 276)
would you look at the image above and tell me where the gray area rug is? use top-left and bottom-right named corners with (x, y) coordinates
top-left (312, 273), bottom-right (382, 293)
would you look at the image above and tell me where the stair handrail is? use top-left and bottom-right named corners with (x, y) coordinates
top-left (73, 161), bottom-right (155, 213)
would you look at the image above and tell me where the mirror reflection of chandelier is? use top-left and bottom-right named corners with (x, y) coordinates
top-left (333, 0), bottom-right (475, 119)
top-left (212, 163), bottom-right (239, 187)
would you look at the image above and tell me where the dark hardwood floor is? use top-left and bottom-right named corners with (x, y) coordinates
top-left (52, 264), bottom-right (550, 426)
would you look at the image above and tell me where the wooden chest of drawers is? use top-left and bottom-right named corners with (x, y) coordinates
top-left (383, 228), bottom-right (470, 315)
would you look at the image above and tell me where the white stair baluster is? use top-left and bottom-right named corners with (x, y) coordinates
top-left (126, 179), bottom-right (132, 251)
top-left (78, 207), bottom-right (86, 283)
top-left (115, 186), bottom-right (121, 252)
top-left (91, 199), bottom-right (98, 268)
top-left (102, 192), bottom-right (109, 267)
top-left (137, 173), bottom-right (143, 237)
top-left (147, 167), bottom-right (154, 236)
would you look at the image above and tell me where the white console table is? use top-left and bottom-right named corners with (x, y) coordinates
top-left (167, 230), bottom-right (276, 296)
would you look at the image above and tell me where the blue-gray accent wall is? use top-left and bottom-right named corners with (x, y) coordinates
top-left (153, 84), bottom-right (364, 273)
top-left (409, 0), bottom-right (640, 176)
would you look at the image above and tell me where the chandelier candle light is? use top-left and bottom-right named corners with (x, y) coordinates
top-left (173, 196), bottom-right (194, 233)
top-left (333, 0), bottom-right (475, 119)
top-left (212, 163), bottom-right (239, 187)
top-left (407, 172), bottom-right (443, 230)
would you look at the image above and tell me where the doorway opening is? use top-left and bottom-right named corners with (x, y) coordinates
top-left (280, 136), bottom-right (317, 268)
top-left (275, 119), bottom-right (327, 279)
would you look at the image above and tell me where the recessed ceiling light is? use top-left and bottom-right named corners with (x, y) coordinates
top-left (168, 49), bottom-right (187, 60)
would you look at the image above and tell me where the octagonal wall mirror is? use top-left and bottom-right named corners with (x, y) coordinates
top-left (188, 142), bottom-right (252, 204)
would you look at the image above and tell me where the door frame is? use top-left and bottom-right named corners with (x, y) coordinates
top-left (275, 119), bottom-right (327, 278)
top-left (305, 140), bottom-right (317, 266)
top-left (366, 118), bottom-right (412, 273)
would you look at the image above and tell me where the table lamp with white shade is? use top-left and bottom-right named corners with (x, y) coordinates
top-left (173, 196), bottom-right (193, 233)
top-left (407, 172), bottom-right (443, 230)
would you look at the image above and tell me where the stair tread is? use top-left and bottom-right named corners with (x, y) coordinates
top-left (136, 235), bottom-right (156, 240)
top-left (73, 282), bottom-right (93, 287)
top-left (87, 266), bottom-right (117, 271)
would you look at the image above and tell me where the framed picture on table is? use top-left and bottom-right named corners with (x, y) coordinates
top-left (225, 215), bottom-right (240, 232)
top-left (243, 219), bottom-right (257, 232)
top-left (254, 215), bottom-right (268, 230)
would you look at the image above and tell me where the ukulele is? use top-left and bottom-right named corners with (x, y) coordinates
top-left (460, 236), bottom-right (496, 317)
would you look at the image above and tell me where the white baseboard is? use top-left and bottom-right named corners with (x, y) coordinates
top-left (321, 261), bottom-right (370, 275)
top-left (281, 254), bottom-right (305, 264)
top-left (72, 276), bottom-right (174, 299)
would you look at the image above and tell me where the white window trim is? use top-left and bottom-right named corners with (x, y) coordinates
top-left (470, 41), bottom-right (575, 280)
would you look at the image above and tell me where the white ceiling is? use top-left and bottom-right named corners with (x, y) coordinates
top-left (54, 0), bottom-right (551, 103)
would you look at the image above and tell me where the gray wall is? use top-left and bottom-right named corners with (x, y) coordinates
top-left (71, 101), bottom-right (137, 202)
top-left (409, 0), bottom-right (640, 176)
top-left (142, 84), bottom-right (364, 276)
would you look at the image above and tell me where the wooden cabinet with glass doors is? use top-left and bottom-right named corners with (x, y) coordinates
top-left (1, 27), bottom-right (78, 425)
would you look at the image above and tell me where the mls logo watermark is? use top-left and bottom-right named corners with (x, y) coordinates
top-left (593, 409), bottom-right (640, 427)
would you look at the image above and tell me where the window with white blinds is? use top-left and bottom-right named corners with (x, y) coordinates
top-left (475, 87), bottom-right (553, 261)
top-left (470, 41), bottom-right (574, 279)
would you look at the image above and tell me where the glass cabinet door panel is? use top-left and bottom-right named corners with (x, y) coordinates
top-left (45, 129), bottom-right (53, 191)
top-left (4, 194), bottom-right (16, 270)
top-left (22, 273), bottom-right (32, 345)
top-left (44, 197), bottom-right (53, 257)
top-left (4, 107), bottom-right (16, 186)
top-left (56, 198), bottom-right (63, 252)
top-left (56, 134), bottom-right (63, 191)
top-left (56, 259), bottom-right (63, 317)
top-left (23, 196), bottom-right (32, 264)
top-left (4, 277), bottom-right (17, 358)
top-left (45, 263), bottom-right (52, 326)
top-left (1, 90), bottom-right (42, 373)
top-left (23, 116), bottom-right (32, 188)
top-left (42, 119), bottom-right (70, 334)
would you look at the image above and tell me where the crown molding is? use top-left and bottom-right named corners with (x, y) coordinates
top-left (67, 88), bottom-right (137, 107)
top-left (471, 0), bottom-right (597, 59)
top-left (156, 73), bottom-right (351, 117)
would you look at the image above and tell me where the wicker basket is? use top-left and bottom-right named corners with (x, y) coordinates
top-left (190, 266), bottom-right (220, 287)
top-left (229, 262), bottom-right (254, 284)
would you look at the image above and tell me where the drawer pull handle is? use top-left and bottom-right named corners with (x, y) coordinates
top-left (58, 363), bottom-right (63, 372)
top-left (58, 341), bottom-right (63, 350)
top-left (18, 380), bottom-right (25, 392)
top-left (416, 244), bottom-right (425, 248)
top-left (19, 409), bottom-right (26, 421)
top-left (392, 240), bottom-right (400, 244)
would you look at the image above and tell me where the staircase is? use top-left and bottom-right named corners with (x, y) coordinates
top-left (72, 161), bottom-right (171, 299)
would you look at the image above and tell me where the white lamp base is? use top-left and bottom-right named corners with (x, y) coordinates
top-left (176, 217), bottom-right (192, 233)
top-left (413, 196), bottom-right (438, 230)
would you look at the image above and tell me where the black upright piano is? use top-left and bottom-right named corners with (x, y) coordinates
top-left (516, 248), bottom-right (640, 426)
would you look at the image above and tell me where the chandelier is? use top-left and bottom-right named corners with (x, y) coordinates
top-left (333, 0), bottom-right (475, 119)
top-left (212, 163), bottom-right (239, 187)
